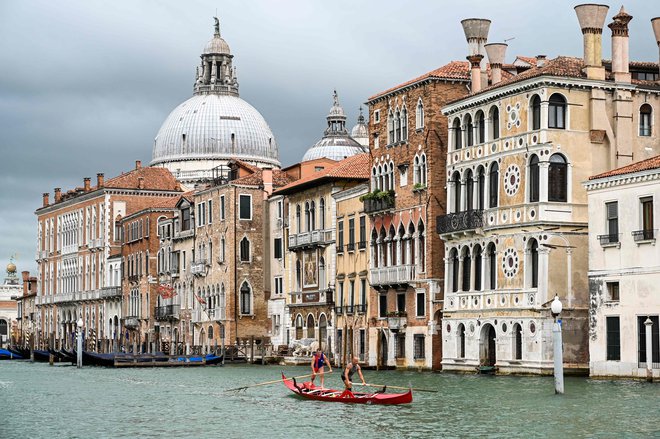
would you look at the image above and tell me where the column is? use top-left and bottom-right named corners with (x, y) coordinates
top-left (539, 162), bottom-right (550, 203)
top-left (538, 248), bottom-right (550, 304)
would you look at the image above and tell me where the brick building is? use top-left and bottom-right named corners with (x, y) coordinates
top-left (14, 270), bottom-right (38, 347)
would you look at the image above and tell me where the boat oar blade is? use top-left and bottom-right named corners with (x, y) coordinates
top-left (222, 371), bottom-right (332, 393)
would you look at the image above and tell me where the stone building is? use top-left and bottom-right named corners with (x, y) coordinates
top-left (586, 156), bottom-right (660, 380)
top-left (0, 259), bottom-right (21, 348)
top-left (333, 182), bottom-right (370, 365)
top-left (274, 153), bottom-right (370, 360)
top-left (438, 6), bottom-right (660, 374)
top-left (14, 270), bottom-right (38, 347)
top-left (119, 198), bottom-right (177, 353)
top-left (364, 60), bottom-right (474, 370)
top-left (151, 18), bottom-right (280, 185)
top-left (34, 162), bottom-right (181, 351)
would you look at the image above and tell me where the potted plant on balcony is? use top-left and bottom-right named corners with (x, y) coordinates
top-left (385, 310), bottom-right (407, 332)
top-left (412, 182), bottom-right (427, 192)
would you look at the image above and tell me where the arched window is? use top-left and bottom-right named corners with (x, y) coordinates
top-left (529, 155), bottom-right (540, 202)
top-left (310, 201), bottom-right (316, 231)
top-left (295, 314), bottom-right (303, 339)
top-left (513, 323), bottom-right (523, 360)
top-left (304, 202), bottom-right (310, 231)
top-left (383, 165), bottom-right (390, 191)
top-left (401, 107), bottom-right (408, 140)
top-left (528, 238), bottom-right (539, 288)
top-left (465, 114), bottom-right (474, 147)
top-left (453, 118), bottom-right (462, 150)
top-left (416, 99), bottom-right (424, 129)
top-left (387, 111), bottom-right (394, 144)
top-left (420, 154), bottom-right (427, 186)
top-left (465, 169), bottom-right (474, 212)
top-left (239, 237), bottom-right (250, 262)
top-left (296, 204), bottom-right (301, 232)
top-left (489, 162), bottom-right (499, 208)
top-left (530, 95), bottom-right (541, 130)
top-left (548, 154), bottom-right (568, 202)
top-left (473, 244), bottom-right (482, 291)
top-left (306, 314), bottom-right (315, 338)
top-left (458, 323), bottom-right (466, 358)
top-left (240, 281), bottom-right (251, 315)
top-left (548, 93), bottom-right (566, 129)
top-left (489, 106), bottom-right (500, 140)
top-left (450, 248), bottom-right (459, 293)
top-left (452, 172), bottom-right (461, 213)
top-left (389, 162), bottom-right (395, 190)
top-left (476, 110), bottom-right (485, 144)
top-left (414, 156), bottom-right (421, 184)
top-left (477, 166), bottom-right (485, 210)
top-left (487, 242), bottom-right (497, 290)
top-left (461, 247), bottom-right (471, 292)
top-left (640, 104), bottom-right (653, 136)
top-left (319, 314), bottom-right (328, 345)
top-left (319, 198), bottom-right (325, 230)
top-left (418, 221), bottom-right (426, 272)
top-left (371, 229), bottom-right (379, 268)
top-left (371, 167), bottom-right (377, 190)
top-left (319, 257), bottom-right (326, 290)
top-left (395, 109), bottom-right (401, 142)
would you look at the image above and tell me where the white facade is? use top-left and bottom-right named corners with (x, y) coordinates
top-left (0, 266), bottom-right (21, 347)
top-left (586, 165), bottom-right (660, 379)
top-left (267, 195), bottom-right (287, 347)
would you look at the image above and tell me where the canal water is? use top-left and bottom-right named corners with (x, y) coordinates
top-left (1, 361), bottom-right (658, 438)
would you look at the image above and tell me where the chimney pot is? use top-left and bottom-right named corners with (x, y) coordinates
top-left (609, 8), bottom-right (633, 83)
top-left (652, 17), bottom-right (660, 77)
top-left (97, 173), bottom-right (104, 188)
top-left (485, 43), bottom-right (508, 85)
top-left (536, 55), bottom-right (547, 67)
top-left (574, 4), bottom-right (609, 79)
top-left (135, 160), bottom-right (142, 169)
top-left (84, 177), bottom-right (91, 191)
top-left (461, 18), bottom-right (491, 73)
top-left (54, 188), bottom-right (61, 203)
top-left (42, 192), bottom-right (49, 207)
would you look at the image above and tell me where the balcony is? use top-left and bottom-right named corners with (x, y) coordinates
top-left (288, 229), bottom-right (333, 250)
top-left (128, 274), bottom-right (140, 283)
top-left (191, 260), bottom-right (207, 276)
top-left (37, 250), bottom-right (48, 260)
top-left (632, 229), bottom-right (656, 242)
top-left (155, 304), bottom-right (180, 320)
top-left (437, 210), bottom-right (484, 235)
top-left (386, 314), bottom-right (407, 332)
top-left (192, 307), bottom-right (226, 323)
top-left (100, 286), bottom-right (122, 299)
top-left (355, 304), bottom-right (367, 314)
top-left (363, 197), bottom-right (395, 215)
top-left (346, 242), bottom-right (356, 252)
top-left (598, 233), bottom-right (620, 247)
top-left (123, 316), bottom-right (140, 329)
top-left (90, 238), bottom-right (103, 249)
top-left (335, 306), bottom-right (343, 315)
top-left (370, 264), bottom-right (416, 288)
top-left (344, 305), bottom-right (354, 315)
top-left (173, 228), bottom-right (195, 241)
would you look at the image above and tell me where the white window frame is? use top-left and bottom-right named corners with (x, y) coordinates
top-left (239, 194), bottom-right (252, 220)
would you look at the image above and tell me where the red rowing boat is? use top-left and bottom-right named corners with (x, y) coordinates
top-left (281, 373), bottom-right (412, 405)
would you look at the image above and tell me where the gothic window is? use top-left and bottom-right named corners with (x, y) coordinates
top-left (473, 244), bottom-right (482, 291)
top-left (387, 111), bottom-right (394, 144)
top-left (640, 104), bottom-right (652, 136)
top-left (489, 162), bottom-right (499, 208)
top-left (401, 107), bottom-right (408, 140)
top-left (240, 281), bottom-right (252, 315)
top-left (296, 204), bottom-right (301, 232)
top-left (477, 166), bottom-right (485, 210)
top-left (416, 99), bottom-right (424, 129)
top-left (461, 247), bottom-right (471, 292)
top-left (530, 95), bottom-right (541, 130)
top-left (465, 114), bottom-right (474, 147)
top-left (528, 238), bottom-right (539, 288)
top-left (395, 109), bottom-right (401, 142)
top-left (548, 93), bottom-right (566, 129)
top-left (489, 106), bottom-right (500, 140)
top-left (310, 200), bottom-right (316, 231)
top-left (450, 248), bottom-right (459, 293)
top-left (465, 169), bottom-right (474, 212)
top-left (304, 202), bottom-right (310, 232)
top-left (239, 237), bottom-right (250, 262)
top-left (476, 110), bottom-right (485, 144)
top-left (453, 118), bottom-right (462, 150)
top-left (548, 154), bottom-right (567, 202)
top-left (452, 171), bottom-right (461, 213)
top-left (420, 154), bottom-right (427, 186)
top-left (529, 155), bottom-right (540, 202)
top-left (487, 242), bottom-right (497, 290)
top-left (319, 198), bottom-right (325, 229)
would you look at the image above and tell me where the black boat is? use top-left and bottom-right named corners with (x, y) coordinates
top-left (8, 347), bottom-right (30, 358)
top-left (33, 350), bottom-right (51, 362)
top-left (82, 351), bottom-right (115, 366)
top-left (58, 349), bottom-right (76, 363)
top-left (0, 348), bottom-right (25, 360)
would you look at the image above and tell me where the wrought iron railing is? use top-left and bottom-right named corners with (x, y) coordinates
top-left (632, 229), bottom-right (656, 241)
top-left (155, 304), bottom-right (180, 320)
top-left (436, 210), bottom-right (484, 234)
top-left (363, 197), bottom-right (395, 214)
top-left (598, 234), bottom-right (620, 245)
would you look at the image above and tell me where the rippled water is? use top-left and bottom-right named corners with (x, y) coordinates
top-left (1, 361), bottom-right (658, 438)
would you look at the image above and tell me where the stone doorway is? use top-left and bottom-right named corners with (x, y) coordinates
top-left (480, 323), bottom-right (496, 367)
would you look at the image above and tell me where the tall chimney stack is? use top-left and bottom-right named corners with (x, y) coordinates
top-left (42, 192), bottom-right (49, 207)
top-left (574, 4), bottom-right (609, 80)
top-left (84, 177), bottom-right (91, 192)
top-left (461, 18), bottom-right (491, 84)
top-left (608, 7), bottom-right (633, 83)
top-left (54, 188), bottom-right (61, 203)
top-left (652, 17), bottom-right (660, 77)
top-left (262, 167), bottom-right (273, 199)
top-left (97, 173), bottom-right (104, 188)
top-left (135, 160), bottom-right (142, 169)
top-left (468, 55), bottom-right (484, 92)
top-left (485, 43), bottom-right (508, 85)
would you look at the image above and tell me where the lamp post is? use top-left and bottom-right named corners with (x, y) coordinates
top-left (76, 318), bottom-right (83, 368)
top-left (551, 295), bottom-right (564, 394)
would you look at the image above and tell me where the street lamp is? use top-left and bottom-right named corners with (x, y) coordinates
top-left (76, 318), bottom-right (84, 368)
top-left (551, 295), bottom-right (564, 394)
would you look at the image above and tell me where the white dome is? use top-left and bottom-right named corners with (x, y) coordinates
top-left (152, 94), bottom-right (279, 168)
top-left (302, 137), bottom-right (366, 162)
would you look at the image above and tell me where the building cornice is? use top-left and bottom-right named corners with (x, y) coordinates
top-left (583, 168), bottom-right (660, 191)
top-left (332, 183), bottom-right (369, 201)
top-left (35, 189), bottom-right (181, 215)
top-left (366, 77), bottom-right (470, 105)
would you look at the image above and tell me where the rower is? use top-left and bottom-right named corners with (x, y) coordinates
top-left (310, 348), bottom-right (332, 389)
top-left (340, 356), bottom-right (365, 398)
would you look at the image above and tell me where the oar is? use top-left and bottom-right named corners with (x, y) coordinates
top-left (223, 371), bottom-right (333, 392)
top-left (357, 383), bottom-right (438, 393)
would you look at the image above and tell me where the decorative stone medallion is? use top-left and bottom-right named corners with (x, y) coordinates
top-left (503, 164), bottom-right (521, 196)
top-left (502, 247), bottom-right (519, 278)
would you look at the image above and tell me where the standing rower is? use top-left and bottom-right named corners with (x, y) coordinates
top-left (341, 356), bottom-right (366, 398)
top-left (310, 348), bottom-right (332, 388)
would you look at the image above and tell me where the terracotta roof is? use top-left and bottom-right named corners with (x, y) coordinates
top-left (232, 168), bottom-right (296, 187)
top-left (589, 155), bottom-right (660, 180)
top-left (368, 61), bottom-right (471, 101)
top-left (514, 56), bottom-right (538, 66)
top-left (151, 197), bottom-right (181, 208)
top-left (273, 153), bottom-right (370, 194)
top-left (105, 167), bottom-right (180, 191)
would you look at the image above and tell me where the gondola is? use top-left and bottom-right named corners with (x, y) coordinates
top-left (33, 349), bottom-right (51, 362)
top-left (7, 347), bottom-right (29, 358)
top-left (0, 348), bottom-right (25, 360)
top-left (281, 373), bottom-right (412, 405)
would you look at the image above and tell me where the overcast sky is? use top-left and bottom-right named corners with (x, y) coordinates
top-left (1, 0), bottom-right (657, 275)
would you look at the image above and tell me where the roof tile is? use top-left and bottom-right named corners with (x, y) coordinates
top-left (590, 155), bottom-right (660, 180)
top-left (274, 153), bottom-right (370, 194)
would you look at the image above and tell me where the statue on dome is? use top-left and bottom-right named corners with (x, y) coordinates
top-left (213, 17), bottom-right (220, 36)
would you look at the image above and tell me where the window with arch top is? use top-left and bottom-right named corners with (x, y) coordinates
top-left (476, 110), bottom-right (485, 144)
top-left (387, 111), bottom-right (394, 144)
top-left (239, 237), bottom-right (250, 262)
top-left (452, 118), bottom-right (462, 150)
top-left (416, 99), bottom-right (424, 129)
top-left (489, 106), bottom-right (500, 140)
top-left (548, 154), bottom-right (567, 202)
top-left (528, 238), bottom-right (539, 288)
top-left (530, 95), bottom-right (541, 130)
top-left (548, 93), bottom-right (566, 129)
top-left (240, 281), bottom-right (252, 315)
top-left (465, 114), bottom-right (474, 147)
top-left (529, 155), bottom-right (540, 202)
top-left (489, 162), bottom-right (499, 208)
top-left (640, 104), bottom-right (652, 137)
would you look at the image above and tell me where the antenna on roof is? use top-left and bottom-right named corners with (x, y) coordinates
top-left (504, 37), bottom-right (515, 43)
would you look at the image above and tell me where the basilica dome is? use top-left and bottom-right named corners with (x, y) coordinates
top-left (302, 91), bottom-right (367, 162)
top-left (151, 18), bottom-right (280, 182)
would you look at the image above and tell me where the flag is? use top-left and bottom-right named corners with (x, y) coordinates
top-left (194, 293), bottom-right (206, 305)
top-left (158, 284), bottom-right (177, 299)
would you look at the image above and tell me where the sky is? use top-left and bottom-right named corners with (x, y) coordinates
top-left (1, 0), bottom-right (657, 275)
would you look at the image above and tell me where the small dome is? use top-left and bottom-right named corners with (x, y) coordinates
top-left (6, 262), bottom-right (16, 274)
top-left (204, 35), bottom-right (231, 55)
top-left (350, 107), bottom-right (369, 148)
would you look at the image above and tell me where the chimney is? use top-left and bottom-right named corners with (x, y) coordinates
top-left (42, 192), bottom-right (49, 207)
top-left (54, 188), bottom-right (61, 203)
top-left (652, 17), bottom-right (660, 77)
top-left (97, 173), bottom-right (104, 188)
top-left (485, 43), bottom-right (508, 85)
top-left (461, 18), bottom-right (491, 84)
top-left (536, 55), bottom-right (547, 67)
top-left (135, 160), bottom-right (142, 169)
top-left (574, 4), bottom-right (609, 80)
top-left (137, 177), bottom-right (144, 189)
top-left (468, 55), bottom-right (484, 92)
top-left (608, 7), bottom-right (633, 83)
top-left (83, 177), bottom-right (91, 192)
top-left (21, 271), bottom-right (29, 296)
top-left (262, 167), bottom-right (273, 198)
